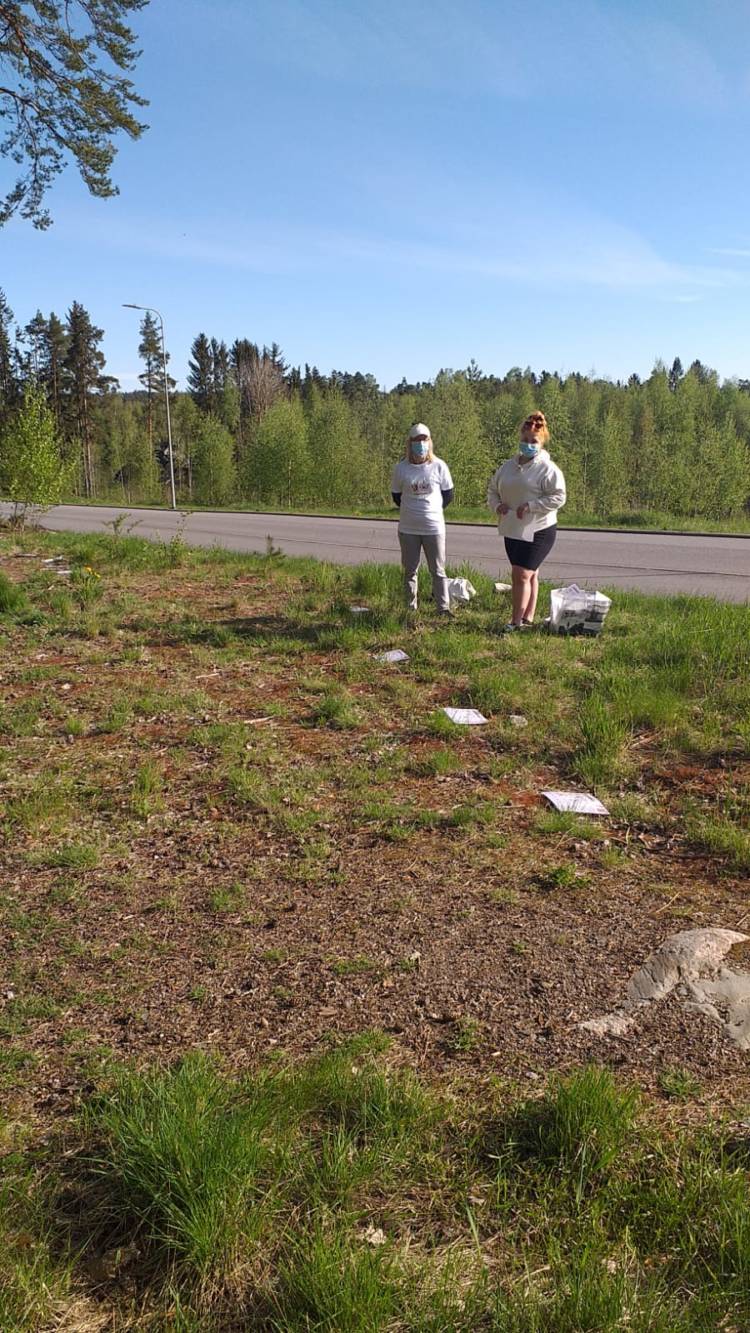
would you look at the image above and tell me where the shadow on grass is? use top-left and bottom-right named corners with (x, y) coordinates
top-left (152, 614), bottom-right (344, 649)
top-left (152, 609), bottom-right (407, 652)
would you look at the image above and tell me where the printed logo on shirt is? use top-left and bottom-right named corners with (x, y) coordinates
top-left (410, 479), bottom-right (433, 494)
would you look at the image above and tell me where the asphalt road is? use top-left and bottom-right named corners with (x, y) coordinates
top-left (6, 503), bottom-right (750, 601)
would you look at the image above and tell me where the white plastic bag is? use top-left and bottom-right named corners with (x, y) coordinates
top-left (446, 577), bottom-right (477, 607)
top-left (549, 583), bottom-right (611, 636)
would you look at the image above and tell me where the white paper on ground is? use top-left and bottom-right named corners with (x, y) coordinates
top-left (443, 707), bottom-right (487, 726)
top-left (498, 512), bottom-right (537, 542)
top-left (541, 790), bottom-right (610, 816)
top-left (374, 649), bottom-right (409, 663)
top-left (350, 605), bottom-right (371, 614)
top-left (494, 582), bottom-right (512, 592)
top-left (447, 577), bottom-right (477, 606)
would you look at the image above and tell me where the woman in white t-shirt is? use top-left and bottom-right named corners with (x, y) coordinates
top-left (487, 411), bottom-right (566, 632)
top-left (390, 423), bottom-right (454, 614)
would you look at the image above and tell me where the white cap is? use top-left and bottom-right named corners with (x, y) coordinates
top-left (408, 422), bottom-right (431, 440)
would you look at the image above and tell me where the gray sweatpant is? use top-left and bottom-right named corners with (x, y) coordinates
top-left (398, 531), bottom-right (450, 611)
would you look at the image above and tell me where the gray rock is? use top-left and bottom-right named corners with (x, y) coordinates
top-left (581, 928), bottom-right (750, 1048)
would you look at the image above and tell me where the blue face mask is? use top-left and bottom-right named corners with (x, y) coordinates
top-left (519, 441), bottom-right (540, 458)
top-left (411, 441), bottom-right (429, 460)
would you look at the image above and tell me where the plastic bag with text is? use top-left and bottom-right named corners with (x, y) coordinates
top-left (446, 577), bottom-right (477, 607)
top-left (549, 583), bottom-right (611, 636)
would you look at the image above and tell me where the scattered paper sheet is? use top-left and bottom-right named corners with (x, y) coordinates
top-left (541, 790), bottom-right (610, 816)
top-left (374, 649), bottom-right (409, 663)
top-left (443, 707), bottom-right (487, 726)
top-left (494, 582), bottom-right (512, 592)
top-left (350, 605), bottom-right (371, 614)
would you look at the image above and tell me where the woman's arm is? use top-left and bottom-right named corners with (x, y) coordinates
top-left (528, 464), bottom-right (566, 514)
top-left (392, 492), bottom-right (402, 508)
top-left (487, 470), bottom-right (504, 514)
top-left (441, 487), bottom-right (454, 509)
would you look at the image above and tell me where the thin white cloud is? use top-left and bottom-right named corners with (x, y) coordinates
top-left (59, 214), bottom-right (303, 274)
top-left (321, 230), bottom-right (736, 291)
top-left (56, 135), bottom-right (750, 308)
top-left (63, 200), bottom-right (747, 298)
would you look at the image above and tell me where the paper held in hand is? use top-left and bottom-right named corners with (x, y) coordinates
top-left (497, 510), bottom-right (537, 541)
top-left (541, 790), bottom-right (610, 816)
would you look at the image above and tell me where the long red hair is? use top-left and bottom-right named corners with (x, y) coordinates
top-left (520, 411), bottom-right (550, 445)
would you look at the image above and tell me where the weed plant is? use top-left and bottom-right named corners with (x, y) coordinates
top-left (0, 572), bottom-right (31, 618)
top-left (3, 1050), bottom-right (750, 1328)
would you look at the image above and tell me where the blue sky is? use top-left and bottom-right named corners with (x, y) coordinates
top-left (4, 0), bottom-right (750, 390)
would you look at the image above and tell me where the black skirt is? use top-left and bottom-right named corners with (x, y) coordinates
top-left (504, 525), bottom-right (557, 572)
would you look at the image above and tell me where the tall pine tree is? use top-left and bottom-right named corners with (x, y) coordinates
top-left (138, 312), bottom-right (162, 453)
top-left (187, 333), bottom-right (214, 413)
top-left (0, 289), bottom-right (17, 416)
top-left (63, 302), bottom-right (110, 497)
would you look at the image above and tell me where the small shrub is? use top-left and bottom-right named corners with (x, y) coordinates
top-left (70, 565), bottom-right (103, 608)
top-left (209, 882), bottom-right (246, 913)
top-left (0, 573), bottom-right (31, 617)
top-left (97, 699), bottom-right (131, 733)
top-left (574, 695), bottom-right (629, 787)
top-left (502, 1067), bottom-right (639, 1196)
top-left (659, 1067), bottom-right (701, 1101)
top-left (426, 708), bottom-right (460, 737)
top-left (132, 761), bottom-right (164, 818)
top-left (309, 688), bottom-right (358, 730)
top-left (409, 745), bottom-right (463, 777)
top-left (82, 1056), bottom-right (290, 1294)
top-left (39, 843), bottom-right (100, 870)
top-left (537, 863), bottom-right (590, 892)
top-left (330, 956), bottom-right (377, 977)
top-left (451, 1017), bottom-right (482, 1052)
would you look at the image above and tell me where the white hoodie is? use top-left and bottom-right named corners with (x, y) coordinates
top-left (487, 449), bottom-right (566, 534)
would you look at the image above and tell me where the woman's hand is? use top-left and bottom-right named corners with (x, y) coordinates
top-left (516, 503), bottom-right (530, 519)
top-left (497, 502), bottom-right (510, 515)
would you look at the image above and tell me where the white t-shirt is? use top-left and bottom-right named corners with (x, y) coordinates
top-left (391, 457), bottom-right (454, 536)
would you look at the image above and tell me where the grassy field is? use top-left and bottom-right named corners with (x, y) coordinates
top-left (2, 527), bottom-right (750, 1329)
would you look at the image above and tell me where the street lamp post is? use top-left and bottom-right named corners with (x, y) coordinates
top-left (123, 303), bottom-right (177, 510)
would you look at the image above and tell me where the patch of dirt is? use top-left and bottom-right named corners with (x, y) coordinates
top-left (2, 545), bottom-right (750, 1128)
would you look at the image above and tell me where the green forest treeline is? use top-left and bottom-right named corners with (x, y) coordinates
top-left (2, 291), bottom-right (750, 523)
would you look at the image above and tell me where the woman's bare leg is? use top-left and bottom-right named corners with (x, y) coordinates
top-left (522, 571), bottom-right (539, 622)
top-left (511, 566), bottom-right (533, 624)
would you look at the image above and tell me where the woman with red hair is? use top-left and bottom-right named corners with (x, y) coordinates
top-left (487, 411), bottom-right (566, 631)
